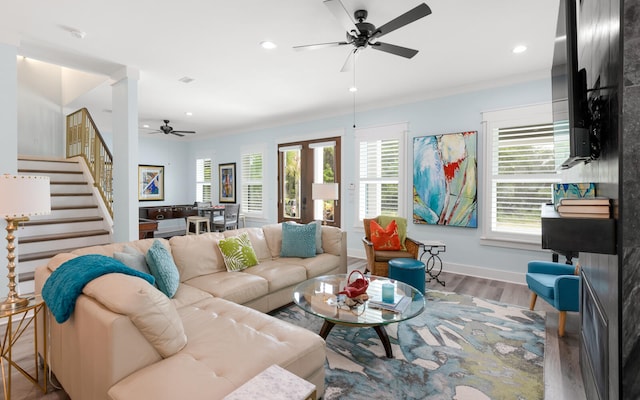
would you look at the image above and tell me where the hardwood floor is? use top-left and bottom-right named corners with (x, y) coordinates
top-left (1, 259), bottom-right (585, 399)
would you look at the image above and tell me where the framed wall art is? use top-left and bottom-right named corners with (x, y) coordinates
top-left (138, 165), bottom-right (165, 201)
top-left (413, 131), bottom-right (478, 228)
top-left (219, 162), bottom-right (236, 203)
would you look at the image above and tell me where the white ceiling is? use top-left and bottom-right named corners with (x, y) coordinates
top-left (6, 0), bottom-right (559, 138)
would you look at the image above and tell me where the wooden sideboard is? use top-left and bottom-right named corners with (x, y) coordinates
top-left (139, 205), bottom-right (199, 238)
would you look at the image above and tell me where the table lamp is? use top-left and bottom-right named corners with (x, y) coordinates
top-left (312, 183), bottom-right (339, 223)
top-left (0, 174), bottom-right (51, 310)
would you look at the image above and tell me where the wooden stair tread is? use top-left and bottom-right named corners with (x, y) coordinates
top-left (18, 246), bottom-right (106, 262)
top-left (19, 169), bottom-right (83, 174)
top-left (18, 157), bottom-right (78, 164)
top-left (50, 181), bottom-right (89, 185)
top-left (20, 229), bottom-right (110, 243)
top-left (51, 193), bottom-right (92, 196)
top-left (51, 205), bottom-right (98, 210)
top-left (23, 216), bottom-right (103, 226)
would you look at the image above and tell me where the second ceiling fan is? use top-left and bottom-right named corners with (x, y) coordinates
top-left (294, 0), bottom-right (432, 71)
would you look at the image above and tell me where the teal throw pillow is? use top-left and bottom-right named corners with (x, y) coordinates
top-left (281, 222), bottom-right (317, 258)
top-left (217, 233), bottom-right (259, 272)
top-left (286, 221), bottom-right (323, 254)
top-left (145, 240), bottom-right (180, 298)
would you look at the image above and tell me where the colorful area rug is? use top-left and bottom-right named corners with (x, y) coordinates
top-left (272, 290), bottom-right (545, 400)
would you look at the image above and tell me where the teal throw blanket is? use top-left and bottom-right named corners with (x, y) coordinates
top-left (42, 254), bottom-right (155, 323)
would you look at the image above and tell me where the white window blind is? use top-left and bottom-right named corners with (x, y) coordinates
top-left (355, 124), bottom-right (405, 222)
top-left (483, 104), bottom-right (559, 245)
top-left (196, 158), bottom-right (212, 202)
top-left (241, 152), bottom-right (263, 215)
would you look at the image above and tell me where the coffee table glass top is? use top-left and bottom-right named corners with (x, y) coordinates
top-left (293, 274), bottom-right (425, 326)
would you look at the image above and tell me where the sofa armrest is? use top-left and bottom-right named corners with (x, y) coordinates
top-left (554, 275), bottom-right (580, 311)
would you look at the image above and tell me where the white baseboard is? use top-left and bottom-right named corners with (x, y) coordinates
top-left (347, 247), bottom-right (526, 286)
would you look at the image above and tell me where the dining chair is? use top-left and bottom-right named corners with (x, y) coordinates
top-left (213, 204), bottom-right (240, 231)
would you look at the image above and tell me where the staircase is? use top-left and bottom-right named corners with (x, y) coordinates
top-left (16, 156), bottom-right (113, 294)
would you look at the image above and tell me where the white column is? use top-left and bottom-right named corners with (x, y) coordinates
top-left (111, 67), bottom-right (139, 242)
top-left (0, 41), bottom-right (18, 299)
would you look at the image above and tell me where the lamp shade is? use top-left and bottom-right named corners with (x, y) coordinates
top-left (312, 183), bottom-right (339, 201)
top-left (0, 174), bottom-right (51, 218)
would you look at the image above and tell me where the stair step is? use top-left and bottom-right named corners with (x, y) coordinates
top-left (51, 181), bottom-right (89, 185)
top-left (19, 229), bottom-right (110, 244)
top-left (52, 205), bottom-right (98, 210)
top-left (19, 169), bottom-right (82, 175)
top-left (23, 216), bottom-right (103, 226)
top-left (51, 193), bottom-right (93, 197)
top-left (18, 246), bottom-right (100, 263)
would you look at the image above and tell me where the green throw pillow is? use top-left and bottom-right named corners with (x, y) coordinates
top-left (145, 240), bottom-right (180, 298)
top-left (281, 222), bottom-right (316, 258)
top-left (217, 233), bottom-right (259, 272)
top-left (378, 215), bottom-right (407, 251)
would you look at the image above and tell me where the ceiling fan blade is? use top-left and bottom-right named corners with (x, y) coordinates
top-left (324, 0), bottom-right (360, 35)
top-left (172, 132), bottom-right (185, 137)
top-left (171, 130), bottom-right (196, 134)
top-left (293, 41), bottom-right (350, 51)
top-left (371, 3), bottom-right (432, 41)
top-left (340, 48), bottom-right (359, 72)
top-left (371, 42), bottom-right (419, 59)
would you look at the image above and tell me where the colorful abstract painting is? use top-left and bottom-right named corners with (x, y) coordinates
top-left (413, 131), bottom-right (477, 227)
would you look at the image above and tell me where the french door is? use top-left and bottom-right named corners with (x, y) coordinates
top-left (278, 137), bottom-right (341, 227)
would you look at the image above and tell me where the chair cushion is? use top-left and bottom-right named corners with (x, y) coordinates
top-left (217, 233), bottom-right (259, 271)
top-left (370, 220), bottom-right (401, 251)
top-left (526, 272), bottom-right (557, 301)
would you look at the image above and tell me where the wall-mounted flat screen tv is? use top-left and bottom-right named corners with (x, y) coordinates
top-left (552, 0), bottom-right (591, 169)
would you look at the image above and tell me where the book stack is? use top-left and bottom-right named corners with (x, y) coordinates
top-left (368, 295), bottom-right (411, 313)
top-left (556, 197), bottom-right (610, 219)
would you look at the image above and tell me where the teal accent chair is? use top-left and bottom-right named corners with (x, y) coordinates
top-left (526, 260), bottom-right (580, 337)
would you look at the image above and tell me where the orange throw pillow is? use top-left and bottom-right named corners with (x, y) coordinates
top-left (370, 220), bottom-right (401, 251)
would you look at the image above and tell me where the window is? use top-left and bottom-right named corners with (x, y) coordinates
top-left (482, 104), bottom-right (559, 246)
top-left (196, 158), bottom-right (212, 202)
top-left (241, 152), bottom-right (263, 216)
top-left (355, 123), bottom-right (406, 223)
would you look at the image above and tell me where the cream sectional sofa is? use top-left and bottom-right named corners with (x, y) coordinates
top-left (34, 223), bottom-right (347, 400)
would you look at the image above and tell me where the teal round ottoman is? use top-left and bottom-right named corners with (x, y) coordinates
top-left (388, 258), bottom-right (426, 294)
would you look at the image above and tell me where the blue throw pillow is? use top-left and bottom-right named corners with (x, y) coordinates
top-left (281, 222), bottom-right (317, 258)
top-left (145, 240), bottom-right (180, 298)
top-left (286, 221), bottom-right (323, 254)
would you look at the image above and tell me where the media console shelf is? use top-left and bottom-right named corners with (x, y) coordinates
top-left (540, 204), bottom-right (616, 255)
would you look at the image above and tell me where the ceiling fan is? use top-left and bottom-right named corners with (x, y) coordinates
top-left (147, 120), bottom-right (196, 137)
top-left (294, 0), bottom-right (432, 71)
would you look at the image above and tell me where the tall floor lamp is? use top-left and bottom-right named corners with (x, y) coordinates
top-left (312, 183), bottom-right (339, 224)
top-left (0, 174), bottom-right (50, 310)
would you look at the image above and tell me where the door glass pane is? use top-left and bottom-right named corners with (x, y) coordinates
top-left (283, 149), bottom-right (301, 219)
top-left (313, 145), bottom-right (336, 221)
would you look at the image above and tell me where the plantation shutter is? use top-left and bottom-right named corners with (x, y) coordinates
top-left (196, 158), bottom-right (212, 202)
top-left (491, 123), bottom-right (556, 234)
top-left (359, 139), bottom-right (400, 219)
top-left (241, 152), bottom-right (263, 215)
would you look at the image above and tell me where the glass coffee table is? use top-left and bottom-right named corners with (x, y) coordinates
top-left (292, 274), bottom-right (425, 358)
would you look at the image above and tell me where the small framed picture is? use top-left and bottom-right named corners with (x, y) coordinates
top-left (138, 165), bottom-right (165, 201)
top-left (219, 162), bottom-right (236, 203)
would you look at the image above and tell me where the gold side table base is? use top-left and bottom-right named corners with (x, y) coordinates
top-left (0, 297), bottom-right (30, 311)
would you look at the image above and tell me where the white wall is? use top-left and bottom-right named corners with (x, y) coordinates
top-left (185, 78), bottom-right (554, 283)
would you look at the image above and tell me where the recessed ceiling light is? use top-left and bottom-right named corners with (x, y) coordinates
top-left (178, 76), bottom-right (195, 84)
top-left (143, 124), bottom-right (150, 128)
top-left (260, 41), bottom-right (277, 50)
top-left (70, 29), bottom-right (86, 39)
top-left (185, 112), bottom-right (193, 116)
top-left (349, 87), bottom-right (358, 93)
top-left (512, 45), bottom-right (527, 54)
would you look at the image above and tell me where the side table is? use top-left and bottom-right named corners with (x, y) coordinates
top-left (418, 240), bottom-right (446, 287)
top-left (0, 296), bottom-right (48, 399)
top-left (223, 364), bottom-right (316, 400)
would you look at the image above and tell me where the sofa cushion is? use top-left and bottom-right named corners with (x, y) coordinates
top-left (262, 223), bottom-right (283, 259)
top-left (224, 228), bottom-right (272, 261)
top-left (218, 233), bottom-right (259, 271)
top-left (114, 245), bottom-right (152, 275)
top-left (278, 253), bottom-right (342, 278)
top-left (107, 297), bottom-right (326, 400)
top-left (320, 226), bottom-right (343, 256)
top-left (281, 222), bottom-right (316, 258)
top-left (171, 284), bottom-right (214, 309)
top-left (82, 274), bottom-right (187, 358)
top-left (146, 239), bottom-right (180, 298)
top-left (183, 273), bottom-right (269, 305)
top-left (242, 260), bottom-right (308, 292)
top-left (169, 232), bottom-right (227, 281)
